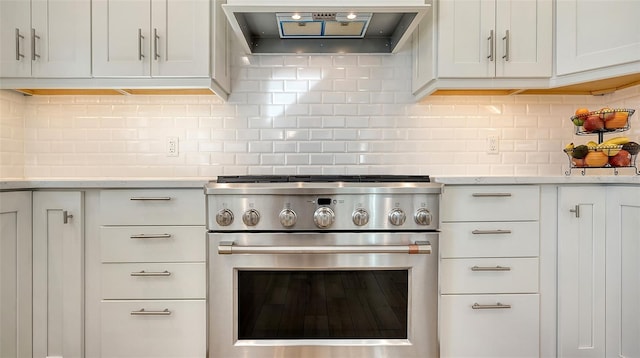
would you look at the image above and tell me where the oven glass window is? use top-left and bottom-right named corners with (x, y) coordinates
top-left (237, 270), bottom-right (408, 339)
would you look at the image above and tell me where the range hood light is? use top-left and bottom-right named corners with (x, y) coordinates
top-left (346, 13), bottom-right (357, 20)
top-left (291, 13), bottom-right (301, 20)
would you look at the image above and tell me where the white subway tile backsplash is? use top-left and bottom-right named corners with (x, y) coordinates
top-left (3, 42), bottom-right (640, 179)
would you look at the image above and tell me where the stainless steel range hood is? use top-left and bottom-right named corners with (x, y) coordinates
top-left (222, 0), bottom-right (431, 54)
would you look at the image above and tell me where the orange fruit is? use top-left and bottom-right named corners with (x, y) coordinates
top-left (575, 108), bottom-right (590, 116)
top-left (584, 151), bottom-right (608, 167)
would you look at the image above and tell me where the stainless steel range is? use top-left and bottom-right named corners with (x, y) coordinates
top-left (205, 175), bottom-right (441, 358)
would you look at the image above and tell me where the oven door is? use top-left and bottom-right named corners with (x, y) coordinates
top-left (208, 232), bottom-right (438, 358)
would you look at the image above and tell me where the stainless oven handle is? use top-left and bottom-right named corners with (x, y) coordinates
top-left (218, 241), bottom-right (432, 255)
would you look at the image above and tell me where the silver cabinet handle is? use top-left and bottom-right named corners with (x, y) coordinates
top-left (31, 28), bottom-right (40, 61)
top-left (130, 233), bottom-right (172, 239)
top-left (472, 229), bottom-right (512, 235)
top-left (138, 28), bottom-right (145, 60)
top-left (153, 28), bottom-right (160, 60)
top-left (130, 270), bottom-right (171, 277)
top-left (487, 29), bottom-right (494, 61)
top-left (129, 197), bottom-right (172, 201)
top-left (471, 265), bottom-right (511, 271)
top-left (472, 302), bottom-right (511, 310)
top-left (502, 29), bottom-right (510, 61)
top-left (63, 210), bottom-right (73, 224)
top-left (130, 308), bottom-right (171, 316)
top-left (219, 241), bottom-right (432, 255)
top-left (570, 205), bottom-right (580, 218)
top-left (15, 28), bottom-right (24, 60)
top-left (472, 192), bottom-right (512, 197)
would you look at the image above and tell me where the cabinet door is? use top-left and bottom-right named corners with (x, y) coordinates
top-left (556, 0), bottom-right (640, 75)
top-left (30, 0), bottom-right (91, 77)
top-left (33, 191), bottom-right (83, 358)
top-left (92, 0), bottom-right (151, 77)
top-left (0, 0), bottom-right (31, 77)
top-left (606, 186), bottom-right (640, 357)
top-left (0, 192), bottom-right (32, 358)
top-left (151, 0), bottom-right (209, 77)
top-left (495, 0), bottom-right (551, 77)
top-left (411, 5), bottom-right (435, 94)
top-left (557, 186), bottom-right (606, 358)
top-left (438, 0), bottom-right (496, 78)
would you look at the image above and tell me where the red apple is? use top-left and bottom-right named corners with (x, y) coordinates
top-left (583, 115), bottom-right (604, 131)
top-left (608, 150), bottom-right (631, 167)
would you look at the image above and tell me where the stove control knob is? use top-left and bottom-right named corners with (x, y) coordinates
top-left (242, 209), bottom-right (260, 226)
top-left (216, 209), bottom-right (234, 226)
top-left (388, 208), bottom-right (406, 226)
top-left (279, 209), bottom-right (297, 228)
top-left (414, 208), bottom-right (432, 226)
top-left (314, 207), bottom-right (335, 229)
top-left (352, 208), bottom-right (369, 226)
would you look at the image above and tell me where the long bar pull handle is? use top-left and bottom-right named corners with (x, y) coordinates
top-left (153, 28), bottom-right (160, 60)
top-left (471, 265), bottom-right (511, 272)
top-left (63, 211), bottom-right (73, 224)
top-left (472, 302), bottom-right (511, 310)
top-left (472, 229), bottom-right (512, 235)
top-left (138, 28), bottom-right (145, 60)
top-left (487, 30), bottom-right (494, 61)
top-left (570, 205), bottom-right (580, 218)
top-left (129, 197), bottom-right (172, 201)
top-left (15, 29), bottom-right (24, 60)
top-left (31, 28), bottom-right (40, 61)
top-left (130, 270), bottom-right (171, 277)
top-left (502, 29), bottom-right (510, 61)
top-left (472, 192), bottom-right (512, 197)
top-left (130, 308), bottom-right (171, 316)
top-left (130, 234), bottom-right (172, 239)
top-left (218, 241), bottom-right (432, 255)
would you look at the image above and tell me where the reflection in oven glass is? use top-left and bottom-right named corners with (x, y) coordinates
top-left (238, 270), bottom-right (408, 339)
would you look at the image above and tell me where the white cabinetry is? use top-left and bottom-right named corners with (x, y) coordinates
top-left (0, 191), bottom-right (32, 358)
top-left (98, 189), bottom-right (206, 358)
top-left (0, 0), bottom-right (90, 78)
top-left (556, 1), bottom-right (640, 77)
top-left (558, 185), bottom-right (640, 358)
top-left (92, 0), bottom-right (210, 77)
top-left (440, 185), bottom-right (540, 358)
top-left (32, 191), bottom-right (84, 358)
top-left (437, 0), bottom-right (551, 78)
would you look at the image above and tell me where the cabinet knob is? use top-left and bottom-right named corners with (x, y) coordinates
top-left (63, 210), bottom-right (73, 224)
top-left (569, 205), bottom-right (580, 218)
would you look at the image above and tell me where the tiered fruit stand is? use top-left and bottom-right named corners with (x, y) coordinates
top-left (563, 108), bottom-right (639, 175)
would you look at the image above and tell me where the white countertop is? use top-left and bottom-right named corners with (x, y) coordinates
top-left (1, 176), bottom-right (639, 190)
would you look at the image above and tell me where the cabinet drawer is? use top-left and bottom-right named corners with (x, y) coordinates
top-left (441, 185), bottom-right (540, 222)
top-left (101, 263), bottom-right (205, 299)
top-left (440, 258), bottom-right (538, 294)
top-left (440, 294), bottom-right (539, 358)
top-left (100, 189), bottom-right (204, 225)
top-left (100, 226), bottom-right (205, 262)
top-left (100, 300), bottom-right (205, 358)
top-left (440, 222), bottom-right (539, 258)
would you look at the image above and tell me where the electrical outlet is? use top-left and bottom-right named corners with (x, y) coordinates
top-left (166, 137), bottom-right (179, 157)
top-left (487, 135), bottom-right (499, 154)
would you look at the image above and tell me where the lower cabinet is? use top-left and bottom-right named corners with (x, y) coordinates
top-left (558, 185), bottom-right (640, 358)
top-left (32, 191), bottom-right (84, 358)
top-left (100, 300), bottom-right (206, 358)
top-left (0, 191), bottom-right (32, 358)
top-left (440, 294), bottom-right (540, 358)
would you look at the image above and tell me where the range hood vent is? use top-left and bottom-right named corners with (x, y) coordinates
top-left (222, 0), bottom-right (431, 54)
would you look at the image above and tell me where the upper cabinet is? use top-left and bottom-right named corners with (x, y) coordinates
top-left (0, 0), bottom-right (91, 78)
top-left (92, 0), bottom-right (210, 77)
top-left (556, 0), bottom-right (640, 76)
top-left (437, 0), bottom-right (552, 78)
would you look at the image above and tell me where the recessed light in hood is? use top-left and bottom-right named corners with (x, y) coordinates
top-left (222, 0), bottom-right (431, 54)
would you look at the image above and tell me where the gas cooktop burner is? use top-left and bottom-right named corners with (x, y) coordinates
top-left (216, 175), bottom-right (431, 183)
